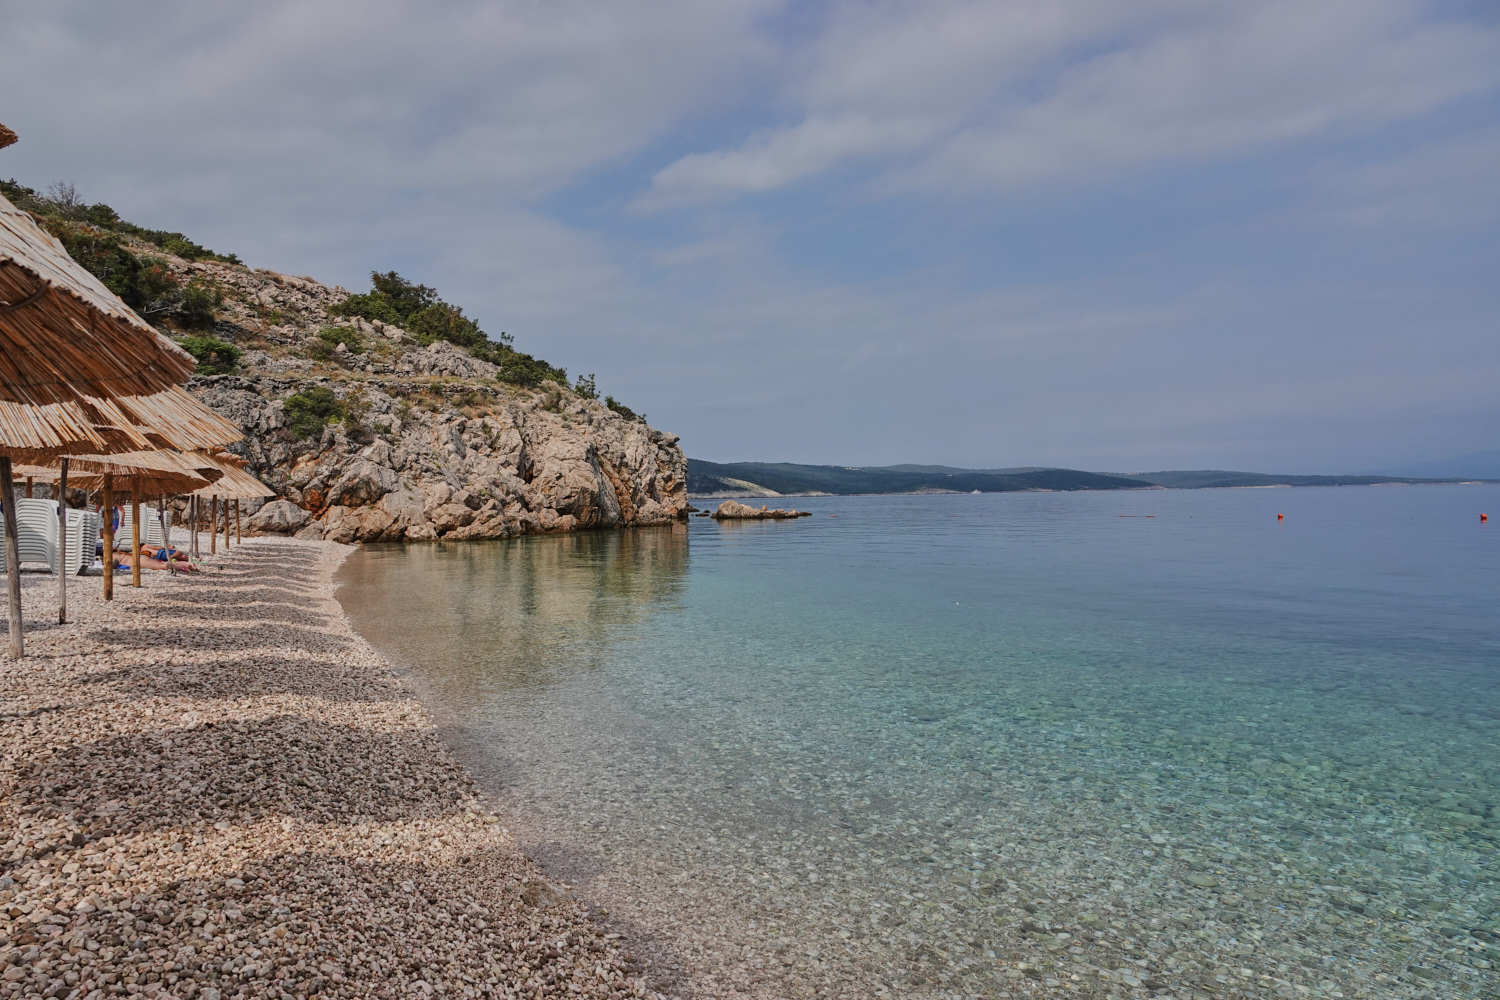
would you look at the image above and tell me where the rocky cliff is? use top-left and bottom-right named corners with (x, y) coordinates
top-left (174, 261), bottom-right (686, 542)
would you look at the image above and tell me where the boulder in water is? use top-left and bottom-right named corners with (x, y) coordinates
top-left (711, 500), bottom-right (812, 520)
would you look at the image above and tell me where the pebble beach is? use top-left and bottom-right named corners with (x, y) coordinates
top-left (0, 539), bottom-right (660, 1000)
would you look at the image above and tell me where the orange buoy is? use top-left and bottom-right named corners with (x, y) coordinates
top-left (1483, 513), bottom-right (1489, 522)
top-left (1277, 513), bottom-right (1284, 521)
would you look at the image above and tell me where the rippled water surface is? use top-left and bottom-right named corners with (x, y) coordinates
top-left (338, 486), bottom-right (1500, 999)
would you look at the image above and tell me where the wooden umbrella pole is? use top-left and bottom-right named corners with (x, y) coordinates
top-left (210, 495), bottom-right (217, 555)
top-left (189, 495), bottom-right (197, 561)
top-left (25, 477), bottom-right (33, 499)
top-left (158, 495), bottom-right (173, 576)
top-left (2, 457), bottom-right (23, 658)
top-left (234, 499), bottom-right (241, 545)
top-left (56, 458), bottom-right (68, 625)
top-left (223, 494), bottom-right (230, 550)
top-left (102, 473), bottom-right (115, 601)
top-left (130, 479), bottom-right (142, 588)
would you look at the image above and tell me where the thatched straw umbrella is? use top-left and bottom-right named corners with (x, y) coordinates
top-left (189, 451), bottom-right (274, 552)
top-left (0, 126), bottom-right (241, 655)
top-left (15, 450), bottom-right (218, 596)
top-left (60, 451), bottom-right (220, 590)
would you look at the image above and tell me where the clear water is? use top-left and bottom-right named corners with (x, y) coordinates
top-left (337, 486), bottom-right (1500, 999)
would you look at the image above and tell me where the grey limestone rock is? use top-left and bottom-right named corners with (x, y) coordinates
top-left (173, 256), bottom-right (687, 544)
top-left (246, 498), bottom-right (311, 534)
top-left (711, 500), bottom-right (812, 520)
top-left (191, 374), bottom-right (686, 544)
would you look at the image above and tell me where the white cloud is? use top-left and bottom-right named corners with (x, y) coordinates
top-left (0, 0), bottom-right (776, 262)
top-left (641, 0), bottom-right (1500, 205)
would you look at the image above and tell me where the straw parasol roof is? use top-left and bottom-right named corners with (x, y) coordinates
top-left (0, 193), bottom-right (198, 407)
top-left (14, 449), bottom-right (223, 494)
top-left (0, 124), bottom-right (16, 152)
top-left (0, 156), bottom-right (240, 462)
top-left (187, 451), bottom-right (275, 499)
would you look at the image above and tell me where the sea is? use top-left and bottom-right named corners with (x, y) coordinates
top-left (337, 484), bottom-right (1500, 1000)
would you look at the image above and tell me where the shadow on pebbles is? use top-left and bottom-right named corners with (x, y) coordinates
top-left (0, 539), bottom-right (661, 999)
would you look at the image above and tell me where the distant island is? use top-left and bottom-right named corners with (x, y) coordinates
top-left (688, 460), bottom-right (1488, 498)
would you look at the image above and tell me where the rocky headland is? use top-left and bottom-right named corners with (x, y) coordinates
top-left (177, 264), bottom-right (686, 543)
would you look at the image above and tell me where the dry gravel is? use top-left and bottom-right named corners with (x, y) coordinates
top-left (0, 539), bottom-right (661, 1000)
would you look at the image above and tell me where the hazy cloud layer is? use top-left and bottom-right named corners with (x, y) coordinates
top-left (2, 0), bottom-right (1497, 471)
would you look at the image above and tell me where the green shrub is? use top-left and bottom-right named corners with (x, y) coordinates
top-left (492, 348), bottom-right (566, 388)
top-left (53, 226), bottom-right (180, 316)
top-left (283, 386), bottom-right (343, 439)
top-left (330, 290), bottom-right (400, 326)
top-left (330, 270), bottom-right (435, 326)
top-left (574, 373), bottom-right (598, 399)
top-left (175, 335), bottom-right (241, 375)
top-left (319, 326), bottom-right (363, 352)
top-left (330, 270), bottom-right (567, 385)
top-left (177, 278), bottom-right (223, 329)
top-left (408, 302), bottom-right (485, 350)
top-left (605, 396), bottom-right (644, 422)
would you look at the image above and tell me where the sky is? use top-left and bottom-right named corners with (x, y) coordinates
top-left (3, 0), bottom-right (1498, 473)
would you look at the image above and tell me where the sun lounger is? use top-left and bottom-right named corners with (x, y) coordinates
top-left (3, 498), bottom-right (91, 575)
top-left (63, 508), bottom-right (95, 575)
top-left (12, 498), bottom-right (59, 570)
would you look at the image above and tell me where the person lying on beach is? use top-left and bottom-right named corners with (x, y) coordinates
top-left (114, 551), bottom-right (198, 572)
top-left (141, 543), bottom-right (191, 564)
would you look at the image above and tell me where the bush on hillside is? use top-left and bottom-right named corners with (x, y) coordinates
top-left (321, 325), bottom-right (363, 351)
top-left (177, 278), bottom-right (223, 329)
top-left (282, 386), bottom-right (344, 440)
top-left (53, 227), bottom-right (181, 316)
top-left (494, 349), bottom-right (567, 388)
top-left (408, 302), bottom-right (486, 351)
top-left (331, 270), bottom-right (569, 386)
top-left (605, 396), bottom-right (644, 422)
top-left (176, 335), bottom-right (241, 375)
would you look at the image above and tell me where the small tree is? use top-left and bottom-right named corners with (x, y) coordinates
top-left (177, 278), bottom-right (223, 330)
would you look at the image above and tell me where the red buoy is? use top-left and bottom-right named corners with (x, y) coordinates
top-left (1277, 513), bottom-right (1284, 521)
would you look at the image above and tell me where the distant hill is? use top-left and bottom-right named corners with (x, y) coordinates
top-left (1369, 449), bottom-right (1500, 480)
top-left (688, 461), bottom-right (1150, 496)
top-left (688, 461), bottom-right (1482, 497)
top-left (1116, 470), bottom-right (1473, 489)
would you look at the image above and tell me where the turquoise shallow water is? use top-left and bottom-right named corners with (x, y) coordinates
top-left (338, 485), bottom-right (1500, 999)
